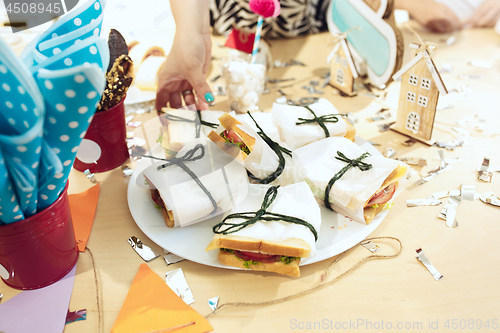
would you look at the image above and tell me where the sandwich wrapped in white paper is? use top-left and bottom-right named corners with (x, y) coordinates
top-left (159, 109), bottom-right (229, 153)
top-left (140, 139), bottom-right (248, 227)
top-left (294, 137), bottom-right (409, 224)
top-left (209, 114), bottom-right (296, 186)
top-left (206, 182), bottom-right (322, 276)
top-left (272, 98), bottom-right (356, 150)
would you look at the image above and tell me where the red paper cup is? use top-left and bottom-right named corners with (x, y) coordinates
top-left (0, 183), bottom-right (78, 290)
top-left (73, 97), bottom-right (129, 173)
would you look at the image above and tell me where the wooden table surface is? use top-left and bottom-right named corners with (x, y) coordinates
top-left (2, 24), bottom-right (500, 333)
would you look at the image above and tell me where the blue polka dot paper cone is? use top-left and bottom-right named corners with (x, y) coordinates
top-left (0, 38), bottom-right (45, 218)
top-left (0, 39), bottom-right (45, 136)
top-left (35, 63), bottom-right (106, 210)
top-left (31, 36), bottom-right (109, 75)
top-left (0, 120), bottom-right (44, 217)
top-left (20, 0), bottom-right (106, 67)
top-left (0, 148), bottom-right (25, 224)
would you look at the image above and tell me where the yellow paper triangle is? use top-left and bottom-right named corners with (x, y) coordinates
top-left (111, 264), bottom-right (213, 333)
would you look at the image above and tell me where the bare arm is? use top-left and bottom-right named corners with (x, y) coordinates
top-left (394, 0), bottom-right (461, 33)
top-left (155, 0), bottom-right (213, 111)
top-left (466, 0), bottom-right (500, 28)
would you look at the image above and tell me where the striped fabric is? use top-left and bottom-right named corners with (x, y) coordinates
top-left (210, 0), bottom-right (332, 38)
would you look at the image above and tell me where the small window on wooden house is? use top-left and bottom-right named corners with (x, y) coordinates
top-left (406, 112), bottom-right (420, 133)
top-left (335, 54), bottom-right (341, 64)
top-left (406, 91), bottom-right (416, 103)
top-left (341, 59), bottom-right (348, 68)
top-left (421, 78), bottom-right (431, 90)
top-left (336, 68), bottom-right (345, 86)
top-left (418, 95), bottom-right (428, 107)
top-left (409, 74), bottom-right (418, 86)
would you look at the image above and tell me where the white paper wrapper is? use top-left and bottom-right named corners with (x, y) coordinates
top-left (160, 109), bottom-right (232, 152)
top-left (293, 137), bottom-right (409, 224)
top-left (213, 118), bottom-right (296, 186)
top-left (140, 139), bottom-right (249, 227)
top-left (272, 98), bottom-right (349, 150)
top-left (234, 112), bottom-right (281, 144)
top-left (223, 182), bottom-right (321, 258)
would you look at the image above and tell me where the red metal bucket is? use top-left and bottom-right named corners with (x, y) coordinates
top-left (0, 183), bottom-right (78, 290)
top-left (73, 97), bottom-right (129, 173)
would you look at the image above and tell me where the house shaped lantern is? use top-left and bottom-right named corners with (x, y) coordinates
top-left (329, 38), bottom-right (359, 95)
top-left (391, 43), bottom-right (448, 143)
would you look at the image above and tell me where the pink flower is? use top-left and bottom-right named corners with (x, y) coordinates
top-left (248, 0), bottom-right (281, 18)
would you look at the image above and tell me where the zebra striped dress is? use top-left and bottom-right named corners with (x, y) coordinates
top-left (209, 0), bottom-right (332, 38)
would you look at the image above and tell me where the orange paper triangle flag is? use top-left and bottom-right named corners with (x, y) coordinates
top-left (111, 264), bottom-right (213, 333)
top-left (69, 184), bottom-right (100, 252)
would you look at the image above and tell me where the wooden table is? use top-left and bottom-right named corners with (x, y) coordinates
top-left (2, 24), bottom-right (500, 333)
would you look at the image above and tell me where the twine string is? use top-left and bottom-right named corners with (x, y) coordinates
top-left (160, 110), bottom-right (218, 138)
top-left (329, 26), bottom-right (362, 46)
top-left (213, 185), bottom-right (318, 241)
top-left (205, 236), bottom-right (402, 318)
top-left (324, 152), bottom-right (372, 210)
top-left (405, 23), bottom-right (438, 58)
top-left (246, 111), bottom-right (292, 184)
top-left (296, 106), bottom-right (346, 138)
top-left (134, 144), bottom-right (217, 214)
top-left (86, 247), bottom-right (102, 333)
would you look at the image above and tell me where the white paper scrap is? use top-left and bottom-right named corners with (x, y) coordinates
top-left (127, 236), bottom-right (160, 262)
top-left (477, 192), bottom-right (500, 207)
top-left (461, 185), bottom-right (476, 201)
top-left (208, 296), bottom-right (219, 311)
top-left (432, 191), bottom-right (449, 200)
top-left (438, 196), bottom-right (462, 228)
top-left (469, 60), bottom-right (492, 69)
top-left (164, 253), bottom-right (185, 266)
top-left (406, 199), bottom-right (443, 207)
top-left (360, 240), bottom-right (381, 253)
top-left (166, 268), bottom-right (195, 305)
top-left (456, 114), bottom-right (477, 126)
top-left (452, 127), bottom-right (470, 136)
top-left (416, 249), bottom-right (443, 281)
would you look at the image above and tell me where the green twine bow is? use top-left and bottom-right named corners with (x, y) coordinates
top-left (213, 186), bottom-right (318, 241)
top-left (137, 144), bottom-right (217, 214)
top-left (162, 110), bottom-right (218, 138)
top-left (324, 151), bottom-right (373, 210)
top-left (246, 112), bottom-right (292, 184)
top-left (296, 106), bottom-right (345, 138)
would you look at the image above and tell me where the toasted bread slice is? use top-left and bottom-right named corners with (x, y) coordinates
top-left (218, 250), bottom-right (300, 277)
top-left (343, 118), bottom-right (356, 141)
top-left (206, 234), bottom-right (311, 258)
top-left (217, 113), bottom-right (256, 151)
top-left (363, 204), bottom-right (386, 224)
top-left (207, 130), bottom-right (248, 161)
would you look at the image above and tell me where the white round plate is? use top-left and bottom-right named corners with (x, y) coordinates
top-left (127, 163), bottom-right (387, 269)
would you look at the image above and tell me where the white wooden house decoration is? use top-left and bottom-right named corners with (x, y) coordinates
top-left (329, 38), bottom-right (359, 95)
top-left (391, 43), bottom-right (448, 143)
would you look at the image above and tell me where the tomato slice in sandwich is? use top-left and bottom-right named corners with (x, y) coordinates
top-left (223, 130), bottom-right (244, 144)
top-left (151, 190), bottom-right (165, 208)
top-left (366, 183), bottom-right (397, 207)
top-left (234, 250), bottom-right (281, 263)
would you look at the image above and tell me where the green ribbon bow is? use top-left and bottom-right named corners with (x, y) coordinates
top-left (162, 110), bottom-right (218, 138)
top-left (246, 111), bottom-right (292, 184)
top-left (213, 185), bottom-right (318, 241)
top-left (296, 106), bottom-right (345, 138)
top-left (324, 151), bottom-right (373, 210)
top-left (136, 144), bottom-right (217, 214)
